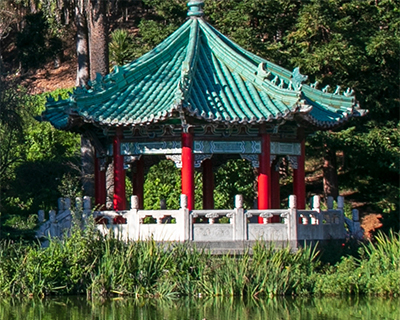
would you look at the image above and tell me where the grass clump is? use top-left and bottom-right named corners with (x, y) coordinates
top-left (0, 223), bottom-right (398, 298)
top-left (314, 231), bottom-right (400, 296)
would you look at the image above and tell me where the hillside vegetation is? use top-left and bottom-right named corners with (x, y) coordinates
top-left (0, 0), bottom-right (398, 238)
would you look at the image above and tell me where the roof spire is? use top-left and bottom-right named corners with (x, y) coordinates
top-left (187, 1), bottom-right (204, 18)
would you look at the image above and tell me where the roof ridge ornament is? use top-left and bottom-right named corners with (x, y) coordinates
top-left (291, 67), bottom-right (308, 90)
top-left (256, 62), bottom-right (271, 80)
top-left (187, 0), bottom-right (204, 17)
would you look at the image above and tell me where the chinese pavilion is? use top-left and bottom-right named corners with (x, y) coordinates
top-left (42, 1), bottom-right (365, 215)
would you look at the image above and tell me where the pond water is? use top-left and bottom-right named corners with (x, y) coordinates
top-left (0, 296), bottom-right (399, 320)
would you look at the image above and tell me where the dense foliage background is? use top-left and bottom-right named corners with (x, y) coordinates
top-left (0, 0), bottom-right (399, 238)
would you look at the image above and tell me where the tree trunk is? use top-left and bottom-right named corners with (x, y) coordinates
top-left (323, 147), bottom-right (338, 199)
top-left (75, 2), bottom-right (90, 87)
top-left (81, 134), bottom-right (95, 198)
top-left (87, 0), bottom-right (109, 79)
top-left (76, 0), bottom-right (110, 197)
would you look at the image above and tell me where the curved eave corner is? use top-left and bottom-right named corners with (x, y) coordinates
top-left (298, 84), bottom-right (367, 129)
top-left (41, 96), bottom-right (78, 130)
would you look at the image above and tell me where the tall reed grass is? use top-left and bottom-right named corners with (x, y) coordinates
top-left (0, 221), bottom-right (398, 297)
top-left (314, 231), bottom-right (400, 296)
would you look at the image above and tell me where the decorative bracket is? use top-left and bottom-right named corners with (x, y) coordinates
top-left (124, 155), bottom-right (142, 169)
top-left (194, 154), bottom-right (212, 168)
top-left (166, 154), bottom-right (182, 168)
top-left (287, 155), bottom-right (298, 170)
top-left (241, 154), bottom-right (259, 168)
top-left (99, 156), bottom-right (107, 171)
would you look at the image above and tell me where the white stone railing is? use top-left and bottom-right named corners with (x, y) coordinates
top-left (37, 194), bottom-right (362, 247)
top-left (296, 195), bottom-right (347, 241)
top-left (36, 196), bottom-right (92, 243)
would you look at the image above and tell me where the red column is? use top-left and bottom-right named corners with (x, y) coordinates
top-left (258, 129), bottom-right (271, 223)
top-left (113, 128), bottom-right (126, 211)
top-left (181, 130), bottom-right (194, 210)
top-left (132, 157), bottom-right (144, 209)
top-left (293, 139), bottom-right (306, 209)
top-left (94, 157), bottom-right (106, 210)
top-left (202, 158), bottom-right (214, 209)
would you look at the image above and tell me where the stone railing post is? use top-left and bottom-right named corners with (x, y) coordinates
top-left (352, 208), bottom-right (359, 224)
top-left (311, 195), bottom-right (320, 225)
top-left (180, 194), bottom-right (188, 209)
top-left (57, 198), bottom-right (64, 214)
top-left (288, 195), bottom-right (298, 248)
top-left (351, 209), bottom-right (363, 239)
top-left (312, 195), bottom-right (320, 212)
top-left (75, 197), bottom-right (85, 227)
top-left (180, 194), bottom-right (190, 241)
top-left (49, 210), bottom-right (58, 237)
top-left (38, 210), bottom-right (45, 223)
top-left (234, 194), bottom-right (245, 241)
top-left (83, 196), bottom-right (91, 219)
top-left (76, 197), bottom-right (82, 211)
top-left (62, 197), bottom-right (72, 234)
top-left (337, 196), bottom-right (344, 211)
top-left (337, 195), bottom-right (345, 225)
top-left (64, 198), bottom-right (71, 211)
top-left (75, 197), bottom-right (82, 218)
top-left (131, 195), bottom-right (139, 210)
top-left (327, 196), bottom-right (334, 210)
top-left (125, 195), bottom-right (139, 241)
top-left (325, 196), bottom-right (334, 224)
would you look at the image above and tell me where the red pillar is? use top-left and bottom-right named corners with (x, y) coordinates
top-left (258, 129), bottom-right (271, 223)
top-left (113, 128), bottom-right (126, 211)
top-left (293, 138), bottom-right (306, 209)
top-left (94, 157), bottom-right (106, 210)
top-left (182, 130), bottom-right (194, 210)
top-left (202, 159), bottom-right (214, 209)
top-left (132, 157), bottom-right (144, 209)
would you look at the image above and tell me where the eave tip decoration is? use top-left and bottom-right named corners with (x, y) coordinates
top-left (187, 0), bottom-right (204, 17)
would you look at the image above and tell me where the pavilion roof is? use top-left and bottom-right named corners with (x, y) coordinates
top-left (42, 2), bottom-right (366, 132)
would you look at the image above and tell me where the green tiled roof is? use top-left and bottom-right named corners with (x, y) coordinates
top-left (42, 4), bottom-right (366, 131)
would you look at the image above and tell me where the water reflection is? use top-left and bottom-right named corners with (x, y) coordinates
top-left (0, 296), bottom-right (399, 320)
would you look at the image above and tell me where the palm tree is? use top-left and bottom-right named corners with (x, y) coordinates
top-left (75, 0), bottom-right (110, 197)
top-left (75, 0), bottom-right (109, 86)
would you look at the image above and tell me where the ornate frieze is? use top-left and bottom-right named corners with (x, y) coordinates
top-left (118, 141), bottom-right (302, 160)
top-left (120, 140), bottom-right (262, 155)
top-left (166, 154), bottom-right (213, 168)
top-left (122, 141), bottom-right (181, 155)
top-left (194, 140), bottom-right (261, 154)
top-left (270, 142), bottom-right (301, 155)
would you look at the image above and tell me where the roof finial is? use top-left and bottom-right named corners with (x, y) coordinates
top-left (187, 1), bottom-right (204, 17)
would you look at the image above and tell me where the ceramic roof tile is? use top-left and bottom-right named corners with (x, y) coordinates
top-left (42, 13), bottom-right (366, 131)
